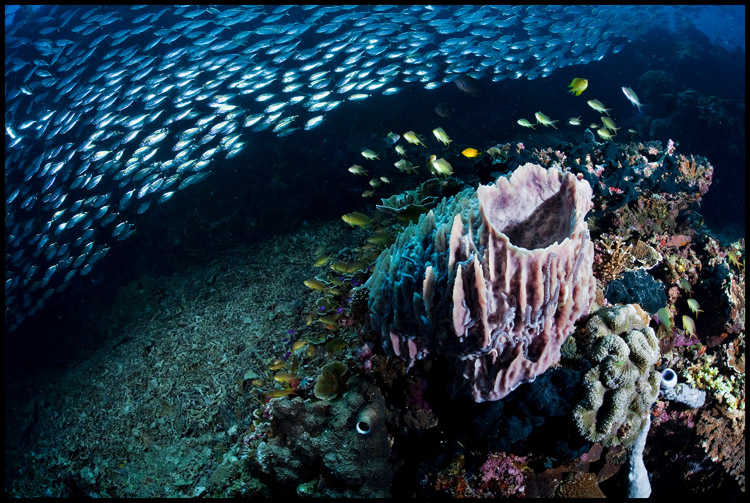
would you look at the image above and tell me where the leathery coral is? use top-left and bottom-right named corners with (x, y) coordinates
top-left (366, 163), bottom-right (596, 402)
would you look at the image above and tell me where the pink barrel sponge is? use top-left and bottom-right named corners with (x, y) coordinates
top-left (367, 163), bottom-right (596, 402)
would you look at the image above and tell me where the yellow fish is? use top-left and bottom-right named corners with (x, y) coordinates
top-left (567, 78), bottom-right (588, 96)
top-left (331, 261), bottom-right (367, 274)
top-left (394, 159), bottom-right (418, 173)
top-left (534, 111), bottom-right (558, 129)
top-left (461, 147), bottom-right (481, 158)
top-left (517, 118), bottom-right (536, 129)
top-left (368, 230), bottom-right (393, 245)
top-left (432, 127), bottom-right (452, 145)
top-left (291, 339), bottom-right (308, 352)
top-left (587, 99), bottom-right (611, 116)
top-left (361, 149), bottom-right (379, 160)
top-left (268, 359), bottom-right (286, 371)
top-left (567, 116), bottom-right (582, 126)
top-left (686, 298), bottom-right (703, 318)
top-left (273, 371), bottom-right (297, 384)
top-left (266, 389), bottom-right (296, 399)
top-left (679, 277), bottom-right (692, 294)
top-left (682, 314), bottom-right (696, 339)
top-left (341, 211), bottom-right (372, 227)
top-left (313, 254), bottom-right (331, 267)
top-left (429, 154), bottom-right (453, 176)
top-left (380, 176), bottom-right (391, 184)
top-left (395, 144), bottom-right (407, 156)
top-left (655, 307), bottom-right (673, 331)
top-left (596, 128), bottom-right (613, 140)
top-left (601, 116), bottom-right (619, 133)
top-left (361, 189), bottom-right (375, 197)
top-left (304, 278), bottom-right (328, 291)
top-left (404, 131), bottom-right (426, 147)
top-left (348, 164), bottom-right (368, 175)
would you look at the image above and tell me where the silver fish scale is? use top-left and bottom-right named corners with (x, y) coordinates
top-left (4, 5), bottom-right (653, 331)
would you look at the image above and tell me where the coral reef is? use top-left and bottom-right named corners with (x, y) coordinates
top-left (367, 163), bottom-right (596, 402)
top-left (556, 472), bottom-right (606, 498)
top-left (680, 351), bottom-right (745, 411)
top-left (313, 360), bottom-right (348, 401)
top-left (253, 376), bottom-right (392, 497)
top-left (573, 304), bottom-right (661, 447)
top-left (477, 452), bottom-right (528, 497)
top-left (604, 269), bottom-right (667, 315)
top-left (695, 406), bottom-right (745, 492)
top-left (593, 234), bottom-right (635, 283)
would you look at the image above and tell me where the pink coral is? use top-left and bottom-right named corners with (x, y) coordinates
top-left (367, 163), bottom-right (596, 402)
top-left (478, 452), bottom-right (527, 497)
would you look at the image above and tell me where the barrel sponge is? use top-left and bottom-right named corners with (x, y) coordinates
top-left (366, 163), bottom-right (596, 402)
top-left (573, 304), bottom-right (660, 447)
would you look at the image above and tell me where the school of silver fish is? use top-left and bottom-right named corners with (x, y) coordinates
top-left (5, 5), bottom-right (657, 331)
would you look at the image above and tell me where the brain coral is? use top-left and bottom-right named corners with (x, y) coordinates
top-left (366, 163), bottom-right (596, 402)
top-left (573, 304), bottom-right (661, 447)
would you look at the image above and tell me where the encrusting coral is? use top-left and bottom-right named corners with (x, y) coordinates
top-left (573, 304), bottom-right (661, 447)
top-left (367, 163), bottom-right (596, 402)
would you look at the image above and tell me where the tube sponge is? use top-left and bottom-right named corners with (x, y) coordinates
top-left (366, 163), bottom-right (596, 402)
top-left (573, 304), bottom-right (661, 447)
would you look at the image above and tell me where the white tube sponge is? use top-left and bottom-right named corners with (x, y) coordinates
top-left (627, 414), bottom-right (652, 498)
top-left (367, 163), bottom-right (596, 402)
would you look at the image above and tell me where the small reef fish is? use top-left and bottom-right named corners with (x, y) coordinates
top-left (341, 211), bottom-right (372, 227)
top-left (655, 306), bottom-right (673, 331)
top-left (361, 189), bottom-right (375, 197)
top-left (726, 248), bottom-right (742, 270)
top-left (535, 111), bottom-right (558, 129)
top-left (621, 86), bottom-right (642, 111)
top-left (679, 277), bottom-right (693, 294)
top-left (394, 159), bottom-right (418, 173)
top-left (686, 298), bottom-right (703, 318)
top-left (596, 128), bottom-right (613, 140)
top-left (601, 116), bottom-right (619, 133)
top-left (386, 131), bottom-right (400, 144)
top-left (682, 314), bottom-right (696, 339)
top-left (395, 145), bottom-right (407, 156)
top-left (434, 102), bottom-right (452, 118)
top-left (432, 127), bottom-right (452, 145)
top-left (429, 155), bottom-right (453, 176)
top-left (567, 77), bottom-right (588, 96)
top-left (266, 389), bottom-right (296, 399)
top-left (567, 116), bottom-right (582, 126)
top-left (361, 149), bottom-right (380, 160)
top-left (313, 254), bottom-right (331, 267)
top-left (453, 74), bottom-right (481, 97)
top-left (517, 118), bottom-right (536, 129)
top-left (461, 148), bottom-right (481, 158)
top-left (348, 164), bottom-right (368, 176)
top-left (273, 372), bottom-right (298, 384)
top-left (587, 99), bottom-right (611, 115)
top-left (268, 359), bottom-right (287, 371)
top-left (404, 131), bottom-right (426, 147)
top-left (304, 278), bottom-right (329, 291)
